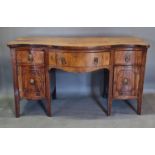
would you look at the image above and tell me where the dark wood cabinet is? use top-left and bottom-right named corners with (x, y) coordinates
top-left (8, 37), bottom-right (149, 117)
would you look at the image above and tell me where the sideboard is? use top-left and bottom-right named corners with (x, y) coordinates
top-left (8, 37), bottom-right (149, 117)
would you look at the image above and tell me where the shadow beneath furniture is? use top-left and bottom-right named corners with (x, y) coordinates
top-left (21, 100), bottom-right (47, 116)
top-left (52, 96), bottom-right (108, 120)
top-left (92, 95), bottom-right (108, 115)
top-left (124, 100), bottom-right (137, 114)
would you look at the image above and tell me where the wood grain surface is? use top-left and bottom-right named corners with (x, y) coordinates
top-left (8, 36), bottom-right (149, 47)
top-left (8, 36), bottom-right (149, 117)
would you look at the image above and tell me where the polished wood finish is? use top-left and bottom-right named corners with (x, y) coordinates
top-left (16, 48), bottom-right (45, 65)
top-left (8, 37), bottom-right (149, 117)
top-left (56, 52), bottom-right (110, 67)
top-left (45, 49), bottom-right (52, 116)
top-left (8, 37), bottom-right (149, 47)
top-left (114, 51), bottom-right (142, 65)
top-left (21, 66), bottom-right (45, 99)
top-left (113, 66), bottom-right (140, 99)
top-left (10, 48), bottom-right (20, 117)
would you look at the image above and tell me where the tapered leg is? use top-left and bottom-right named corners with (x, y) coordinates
top-left (137, 51), bottom-right (147, 115)
top-left (46, 97), bottom-right (52, 117)
top-left (11, 49), bottom-right (21, 118)
top-left (45, 69), bottom-right (52, 117)
top-left (14, 92), bottom-right (20, 118)
top-left (44, 50), bottom-right (52, 117)
top-left (45, 85), bottom-right (52, 116)
top-left (137, 67), bottom-right (144, 115)
top-left (107, 98), bottom-right (113, 116)
top-left (107, 87), bottom-right (112, 115)
top-left (137, 97), bottom-right (142, 115)
top-left (107, 51), bottom-right (114, 116)
top-left (107, 68), bottom-right (113, 116)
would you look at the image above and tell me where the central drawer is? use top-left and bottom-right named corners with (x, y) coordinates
top-left (55, 52), bottom-right (110, 67)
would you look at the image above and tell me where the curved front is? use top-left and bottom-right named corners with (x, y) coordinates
top-left (48, 48), bottom-right (111, 72)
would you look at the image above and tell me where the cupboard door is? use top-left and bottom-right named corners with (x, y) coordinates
top-left (113, 66), bottom-right (140, 99)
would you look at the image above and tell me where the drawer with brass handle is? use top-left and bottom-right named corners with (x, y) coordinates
top-left (113, 66), bottom-right (140, 98)
top-left (56, 52), bottom-right (110, 67)
top-left (114, 51), bottom-right (143, 65)
top-left (16, 48), bottom-right (45, 64)
top-left (19, 66), bottom-right (46, 99)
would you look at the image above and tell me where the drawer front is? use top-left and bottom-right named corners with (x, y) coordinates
top-left (56, 52), bottom-right (110, 67)
top-left (20, 66), bottom-right (45, 99)
top-left (114, 51), bottom-right (142, 65)
top-left (113, 66), bottom-right (140, 98)
top-left (16, 49), bottom-right (44, 64)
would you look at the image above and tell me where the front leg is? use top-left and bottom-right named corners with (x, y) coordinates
top-left (45, 69), bottom-right (52, 117)
top-left (11, 48), bottom-right (21, 117)
top-left (137, 97), bottom-right (142, 115)
top-left (107, 68), bottom-right (113, 116)
top-left (107, 52), bottom-right (114, 116)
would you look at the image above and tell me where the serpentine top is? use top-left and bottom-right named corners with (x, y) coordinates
top-left (8, 36), bottom-right (149, 48)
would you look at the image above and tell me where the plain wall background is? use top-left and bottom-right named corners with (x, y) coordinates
top-left (0, 27), bottom-right (155, 98)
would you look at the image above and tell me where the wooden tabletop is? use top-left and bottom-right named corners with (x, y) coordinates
top-left (8, 36), bottom-right (149, 47)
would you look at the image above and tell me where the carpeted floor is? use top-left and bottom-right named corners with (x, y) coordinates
top-left (0, 94), bottom-right (155, 128)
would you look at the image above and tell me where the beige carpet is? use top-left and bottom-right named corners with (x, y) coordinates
top-left (0, 94), bottom-right (155, 128)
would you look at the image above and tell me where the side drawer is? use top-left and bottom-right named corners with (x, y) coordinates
top-left (18, 65), bottom-right (46, 99)
top-left (114, 50), bottom-right (143, 65)
top-left (113, 66), bottom-right (140, 98)
top-left (16, 48), bottom-right (45, 65)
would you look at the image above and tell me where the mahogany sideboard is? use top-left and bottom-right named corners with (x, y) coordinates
top-left (8, 37), bottom-right (149, 117)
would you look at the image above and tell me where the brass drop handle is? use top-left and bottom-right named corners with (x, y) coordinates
top-left (94, 57), bottom-right (98, 65)
top-left (123, 78), bottom-right (128, 85)
top-left (30, 79), bottom-right (35, 85)
top-left (61, 57), bottom-right (66, 65)
top-left (28, 54), bottom-right (33, 62)
top-left (125, 54), bottom-right (130, 63)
